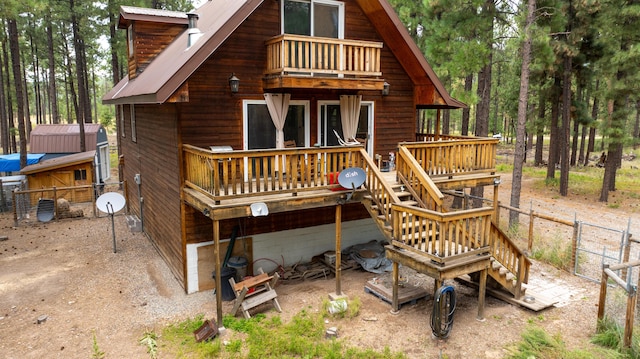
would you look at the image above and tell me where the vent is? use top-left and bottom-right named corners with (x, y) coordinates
top-left (187, 13), bottom-right (202, 48)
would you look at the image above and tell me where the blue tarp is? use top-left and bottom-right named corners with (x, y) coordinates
top-left (0, 153), bottom-right (44, 172)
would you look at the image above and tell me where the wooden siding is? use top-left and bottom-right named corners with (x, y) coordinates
top-left (119, 1), bottom-right (432, 290)
top-left (129, 21), bottom-right (186, 79)
top-left (121, 104), bottom-right (184, 284)
top-left (180, 0), bottom-right (415, 160)
top-left (25, 162), bottom-right (94, 203)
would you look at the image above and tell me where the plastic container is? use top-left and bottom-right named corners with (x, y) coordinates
top-left (212, 267), bottom-right (237, 301)
top-left (227, 256), bottom-right (248, 281)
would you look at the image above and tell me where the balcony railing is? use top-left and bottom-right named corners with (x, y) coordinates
top-left (401, 136), bottom-right (498, 177)
top-left (265, 34), bottom-right (383, 78)
top-left (182, 145), bottom-right (365, 203)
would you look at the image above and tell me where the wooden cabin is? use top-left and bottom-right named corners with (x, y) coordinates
top-left (103, 0), bottom-right (531, 322)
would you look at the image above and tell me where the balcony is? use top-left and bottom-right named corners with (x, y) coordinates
top-left (263, 34), bottom-right (385, 91)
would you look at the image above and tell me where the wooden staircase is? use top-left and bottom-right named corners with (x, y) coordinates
top-left (357, 145), bottom-right (531, 300)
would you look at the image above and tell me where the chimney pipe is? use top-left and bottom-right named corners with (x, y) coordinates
top-left (186, 13), bottom-right (202, 48)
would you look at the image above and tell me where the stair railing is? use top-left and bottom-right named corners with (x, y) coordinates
top-left (396, 146), bottom-right (445, 211)
top-left (358, 148), bottom-right (401, 224)
top-left (490, 223), bottom-right (531, 298)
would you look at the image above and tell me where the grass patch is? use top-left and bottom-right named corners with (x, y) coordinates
top-left (530, 232), bottom-right (574, 271)
top-left (592, 316), bottom-right (640, 358)
top-left (506, 325), bottom-right (622, 359)
top-left (154, 309), bottom-right (406, 358)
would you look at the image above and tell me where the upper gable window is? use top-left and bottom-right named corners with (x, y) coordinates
top-left (282, 0), bottom-right (344, 39)
top-left (127, 24), bottom-right (134, 58)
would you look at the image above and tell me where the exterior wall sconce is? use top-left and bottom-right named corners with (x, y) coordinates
top-left (382, 82), bottom-right (390, 96)
top-left (229, 74), bottom-right (240, 93)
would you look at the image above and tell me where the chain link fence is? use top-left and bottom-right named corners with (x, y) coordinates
top-left (11, 181), bottom-right (126, 225)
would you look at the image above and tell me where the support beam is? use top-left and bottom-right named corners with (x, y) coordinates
top-left (477, 268), bottom-right (487, 321)
top-left (335, 204), bottom-right (342, 296)
top-left (213, 219), bottom-right (223, 327)
top-left (391, 261), bottom-right (399, 313)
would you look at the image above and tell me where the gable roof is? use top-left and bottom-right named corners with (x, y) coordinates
top-left (102, 0), bottom-right (464, 109)
top-left (30, 124), bottom-right (105, 154)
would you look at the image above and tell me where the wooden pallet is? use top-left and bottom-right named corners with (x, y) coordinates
top-left (364, 279), bottom-right (429, 308)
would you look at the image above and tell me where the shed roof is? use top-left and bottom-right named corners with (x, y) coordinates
top-left (103, 0), bottom-right (465, 109)
top-left (21, 151), bottom-right (96, 175)
top-left (30, 124), bottom-right (103, 154)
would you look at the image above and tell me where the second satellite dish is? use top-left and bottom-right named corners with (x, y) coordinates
top-left (96, 192), bottom-right (126, 214)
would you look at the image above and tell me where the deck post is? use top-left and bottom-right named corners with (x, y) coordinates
top-left (213, 219), bottom-right (223, 328)
top-left (391, 261), bottom-right (399, 313)
top-left (477, 268), bottom-right (487, 321)
top-left (335, 204), bottom-right (342, 296)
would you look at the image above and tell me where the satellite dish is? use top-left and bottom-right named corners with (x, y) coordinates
top-left (338, 167), bottom-right (366, 189)
top-left (337, 167), bottom-right (366, 202)
top-left (250, 202), bottom-right (269, 217)
top-left (96, 192), bottom-right (126, 214)
top-left (96, 192), bottom-right (126, 254)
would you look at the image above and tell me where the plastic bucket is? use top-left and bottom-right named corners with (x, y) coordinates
top-left (212, 266), bottom-right (236, 301)
top-left (227, 256), bottom-right (248, 281)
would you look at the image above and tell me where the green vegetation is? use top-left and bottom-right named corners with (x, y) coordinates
top-left (91, 331), bottom-right (105, 359)
top-left (592, 317), bottom-right (640, 358)
top-left (506, 325), bottom-right (624, 359)
top-left (152, 307), bottom-right (405, 359)
top-left (530, 231), bottom-right (575, 271)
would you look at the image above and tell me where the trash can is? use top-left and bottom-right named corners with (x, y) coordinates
top-left (212, 267), bottom-right (236, 301)
top-left (227, 256), bottom-right (248, 281)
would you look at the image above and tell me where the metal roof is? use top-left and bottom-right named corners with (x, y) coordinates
top-left (30, 124), bottom-right (103, 154)
top-left (118, 5), bottom-right (190, 28)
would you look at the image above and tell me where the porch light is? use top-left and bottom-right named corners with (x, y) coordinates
top-left (229, 74), bottom-right (240, 93)
top-left (382, 82), bottom-right (390, 96)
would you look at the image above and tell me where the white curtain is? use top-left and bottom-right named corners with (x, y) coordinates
top-left (264, 93), bottom-right (291, 149)
top-left (339, 95), bottom-right (361, 141)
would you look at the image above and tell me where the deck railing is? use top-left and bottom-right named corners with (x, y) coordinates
top-left (391, 204), bottom-right (493, 265)
top-left (396, 146), bottom-right (444, 210)
top-left (182, 145), bottom-right (364, 203)
top-left (358, 148), bottom-right (401, 224)
top-left (490, 223), bottom-right (531, 296)
top-left (401, 137), bottom-right (498, 177)
top-left (265, 34), bottom-right (383, 78)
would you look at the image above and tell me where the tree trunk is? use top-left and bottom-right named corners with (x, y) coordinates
top-left (534, 91), bottom-right (545, 166)
top-left (46, 14), bottom-right (60, 124)
top-left (585, 83), bottom-right (599, 165)
top-left (8, 19), bottom-right (27, 168)
top-left (70, 0), bottom-right (87, 151)
top-left (546, 76), bottom-right (561, 179)
top-left (510, 0), bottom-right (536, 227)
top-left (634, 100), bottom-right (640, 149)
top-left (472, 53), bottom-right (492, 208)
top-left (461, 74), bottom-right (472, 135)
top-left (0, 33), bottom-right (8, 156)
top-left (559, 54), bottom-right (572, 196)
top-left (2, 39), bottom-right (16, 153)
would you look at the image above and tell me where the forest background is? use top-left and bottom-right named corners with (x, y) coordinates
top-left (0, 0), bottom-right (638, 219)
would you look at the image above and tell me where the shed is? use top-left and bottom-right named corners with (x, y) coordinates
top-left (21, 151), bottom-right (96, 203)
top-left (29, 124), bottom-right (110, 183)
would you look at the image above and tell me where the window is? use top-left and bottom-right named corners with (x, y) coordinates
top-left (318, 101), bottom-right (374, 156)
top-left (243, 100), bottom-right (310, 150)
top-left (130, 105), bottom-right (137, 143)
top-left (282, 0), bottom-right (344, 39)
top-left (74, 169), bottom-right (87, 181)
top-left (119, 105), bottom-right (125, 138)
top-left (127, 24), bottom-right (134, 58)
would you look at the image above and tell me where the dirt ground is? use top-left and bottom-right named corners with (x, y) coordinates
top-left (1, 166), bottom-right (639, 358)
